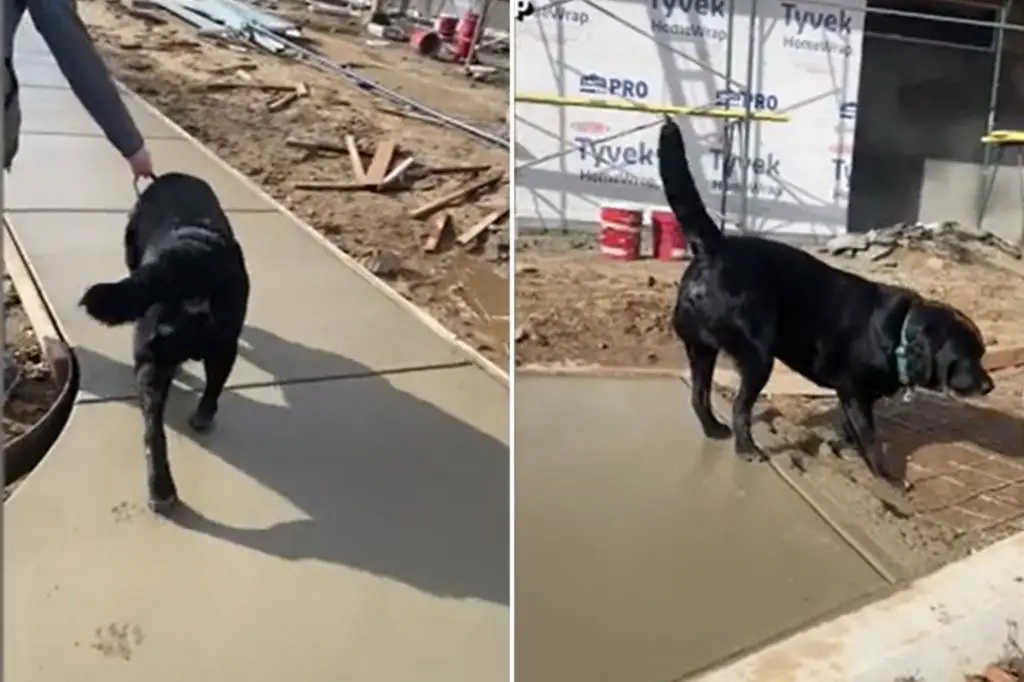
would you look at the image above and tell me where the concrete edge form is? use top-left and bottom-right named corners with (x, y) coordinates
top-left (115, 86), bottom-right (509, 387)
top-left (2, 222), bottom-right (76, 482)
top-left (693, 529), bottom-right (1024, 682)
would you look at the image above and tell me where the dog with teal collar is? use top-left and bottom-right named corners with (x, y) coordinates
top-left (658, 116), bottom-right (995, 489)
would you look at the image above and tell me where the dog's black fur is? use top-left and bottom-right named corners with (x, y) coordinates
top-left (80, 172), bottom-right (250, 514)
top-left (658, 117), bottom-right (994, 484)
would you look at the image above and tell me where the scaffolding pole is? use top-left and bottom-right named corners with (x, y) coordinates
top-left (979, 0), bottom-right (1013, 230)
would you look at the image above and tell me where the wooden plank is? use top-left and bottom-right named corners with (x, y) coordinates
top-left (378, 156), bottom-right (415, 189)
top-left (983, 345), bottom-right (1024, 371)
top-left (364, 139), bottom-right (398, 185)
top-left (292, 180), bottom-right (376, 191)
top-left (423, 212), bottom-right (455, 253)
top-left (345, 134), bottom-right (366, 181)
top-left (425, 163), bottom-right (491, 176)
top-left (456, 206), bottom-right (508, 246)
top-left (285, 137), bottom-right (346, 154)
top-left (409, 172), bottom-right (502, 220)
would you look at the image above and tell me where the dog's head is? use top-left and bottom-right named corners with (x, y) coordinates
top-left (898, 300), bottom-right (994, 397)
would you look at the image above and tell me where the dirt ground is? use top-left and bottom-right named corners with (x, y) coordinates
top-left (967, 656), bottom-right (1024, 682)
top-left (515, 231), bottom-right (1024, 369)
top-left (3, 275), bottom-right (59, 445)
top-left (81, 0), bottom-right (510, 365)
top-left (516, 230), bottom-right (1024, 576)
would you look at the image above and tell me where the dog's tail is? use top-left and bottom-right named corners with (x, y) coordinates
top-left (79, 265), bottom-right (160, 326)
top-left (658, 116), bottom-right (726, 257)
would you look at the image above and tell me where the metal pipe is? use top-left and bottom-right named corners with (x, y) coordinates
top-left (718, 0), bottom-right (737, 229)
top-left (979, 0), bottom-right (1012, 230)
top-left (242, 21), bottom-right (509, 149)
top-left (739, 0), bottom-right (758, 232)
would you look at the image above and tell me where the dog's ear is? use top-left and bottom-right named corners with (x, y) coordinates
top-left (901, 316), bottom-right (933, 385)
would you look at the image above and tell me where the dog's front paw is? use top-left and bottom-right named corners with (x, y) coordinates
top-left (188, 410), bottom-right (216, 434)
top-left (148, 492), bottom-right (179, 516)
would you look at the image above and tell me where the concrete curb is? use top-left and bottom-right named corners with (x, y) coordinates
top-left (693, 530), bottom-right (1024, 682)
top-left (2, 222), bottom-right (76, 484)
top-left (119, 87), bottom-right (510, 388)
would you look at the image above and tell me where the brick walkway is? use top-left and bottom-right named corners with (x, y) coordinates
top-left (884, 368), bottom-right (1024, 535)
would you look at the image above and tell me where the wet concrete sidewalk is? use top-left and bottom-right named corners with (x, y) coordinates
top-left (515, 375), bottom-right (891, 682)
top-left (4, 27), bottom-right (508, 682)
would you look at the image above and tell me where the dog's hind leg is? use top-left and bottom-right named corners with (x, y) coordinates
top-left (683, 340), bottom-right (731, 439)
top-left (137, 363), bottom-right (178, 514)
top-left (728, 342), bottom-right (774, 462)
top-left (189, 345), bottom-right (237, 434)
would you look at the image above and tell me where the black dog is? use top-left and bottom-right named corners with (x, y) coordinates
top-left (658, 117), bottom-right (994, 484)
top-left (80, 172), bottom-right (250, 514)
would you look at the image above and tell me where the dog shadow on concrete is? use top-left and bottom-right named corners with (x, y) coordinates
top-left (74, 325), bottom-right (509, 606)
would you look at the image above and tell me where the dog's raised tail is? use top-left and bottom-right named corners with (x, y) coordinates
top-left (658, 116), bottom-right (725, 256)
top-left (79, 267), bottom-right (157, 327)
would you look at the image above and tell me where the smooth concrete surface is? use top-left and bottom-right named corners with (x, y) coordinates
top-left (6, 27), bottom-right (508, 681)
top-left (7, 373), bottom-right (508, 681)
top-left (7, 54), bottom-right (268, 211)
top-left (6, 211), bottom-right (468, 402)
top-left (697, 530), bottom-right (1024, 682)
top-left (514, 375), bottom-right (888, 682)
top-left (5, 134), bottom-right (272, 212)
top-left (19, 86), bottom-right (182, 139)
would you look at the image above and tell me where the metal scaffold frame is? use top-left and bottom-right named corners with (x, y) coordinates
top-left (514, 0), bottom-right (1024, 234)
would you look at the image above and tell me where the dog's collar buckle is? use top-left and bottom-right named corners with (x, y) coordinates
top-left (895, 312), bottom-right (913, 387)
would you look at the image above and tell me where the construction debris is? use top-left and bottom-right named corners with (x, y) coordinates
top-left (363, 248), bottom-right (402, 278)
top-left (364, 139), bottom-right (397, 184)
top-left (266, 82), bottom-right (309, 111)
top-left (456, 206), bottom-right (508, 246)
top-left (821, 221), bottom-right (1023, 262)
top-left (378, 156), bottom-right (415, 189)
top-left (423, 212), bottom-right (455, 253)
top-left (345, 135), bottom-right (366, 179)
top-left (409, 172), bottom-right (503, 219)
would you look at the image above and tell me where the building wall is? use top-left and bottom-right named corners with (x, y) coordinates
top-left (849, 31), bottom-right (1024, 245)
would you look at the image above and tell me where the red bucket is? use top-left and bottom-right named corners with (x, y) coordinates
top-left (599, 205), bottom-right (643, 261)
top-left (409, 28), bottom-right (442, 57)
top-left (651, 209), bottom-right (687, 261)
top-left (434, 14), bottom-right (458, 41)
top-left (452, 11), bottom-right (481, 60)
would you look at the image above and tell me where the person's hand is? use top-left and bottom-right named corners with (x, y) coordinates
top-left (127, 147), bottom-right (154, 180)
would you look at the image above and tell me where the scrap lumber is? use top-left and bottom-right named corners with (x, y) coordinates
top-left (364, 139), bottom-right (398, 184)
top-left (378, 156), bottom-right (416, 190)
top-left (423, 212), bottom-right (456, 254)
top-left (293, 180), bottom-right (376, 191)
top-left (203, 81), bottom-right (296, 92)
top-left (425, 163), bottom-right (492, 176)
top-left (266, 83), bottom-right (308, 112)
top-left (345, 135), bottom-right (366, 180)
top-left (456, 206), bottom-right (508, 246)
top-left (409, 172), bottom-right (503, 219)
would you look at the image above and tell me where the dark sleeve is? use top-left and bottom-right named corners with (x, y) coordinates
top-left (26, 0), bottom-right (145, 158)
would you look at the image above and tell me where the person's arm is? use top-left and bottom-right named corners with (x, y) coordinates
top-left (27, 0), bottom-right (144, 159)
